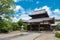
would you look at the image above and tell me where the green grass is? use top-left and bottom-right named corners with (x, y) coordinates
top-left (55, 32), bottom-right (60, 38)
top-left (55, 20), bottom-right (60, 22)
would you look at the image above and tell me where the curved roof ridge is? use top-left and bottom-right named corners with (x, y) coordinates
top-left (29, 9), bottom-right (47, 16)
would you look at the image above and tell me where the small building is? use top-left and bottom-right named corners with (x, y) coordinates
top-left (24, 9), bottom-right (57, 31)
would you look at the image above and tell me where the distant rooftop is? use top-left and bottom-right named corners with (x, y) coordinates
top-left (29, 9), bottom-right (47, 16)
top-left (51, 22), bottom-right (58, 26)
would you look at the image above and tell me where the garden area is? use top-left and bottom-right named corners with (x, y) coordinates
top-left (0, 0), bottom-right (27, 33)
top-left (0, 19), bottom-right (27, 33)
top-left (55, 22), bottom-right (60, 38)
top-left (55, 32), bottom-right (60, 38)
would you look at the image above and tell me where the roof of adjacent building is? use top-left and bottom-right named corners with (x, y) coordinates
top-left (51, 22), bottom-right (58, 26)
top-left (23, 17), bottom-right (54, 22)
top-left (29, 9), bottom-right (47, 16)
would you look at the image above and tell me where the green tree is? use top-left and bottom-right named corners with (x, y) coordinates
top-left (23, 23), bottom-right (27, 30)
top-left (0, 0), bottom-right (15, 20)
top-left (12, 22), bottom-right (20, 31)
top-left (17, 19), bottom-right (28, 30)
top-left (0, 20), bottom-right (11, 33)
top-left (18, 19), bottom-right (23, 26)
top-left (0, 0), bottom-right (15, 33)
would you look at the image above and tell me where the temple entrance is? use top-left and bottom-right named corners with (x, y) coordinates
top-left (27, 24), bottom-right (51, 31)
top-left (31, 25), bottom-right (39, 31)
top-left (40, 24), bottom-right (51, 31)
top-left (27, 25), bottom-right (39, 31)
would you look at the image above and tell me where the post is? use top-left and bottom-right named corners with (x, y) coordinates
top-left (30, 25), bottom-right (31, 31)
top-left (38, 23), bottom-right (40, 31)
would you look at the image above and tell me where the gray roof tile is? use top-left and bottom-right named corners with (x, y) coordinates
top-left (24, 17), bottom-right (54, 22)
top-left (29, 9), bottom-right (46, 15)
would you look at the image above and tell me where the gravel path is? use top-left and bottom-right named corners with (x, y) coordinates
top-left (35, 31), bottom-right (60, 40)
top-left (0, 32), bottom-right (40, 40)
top-left (11, 32), bottom-right (40, 40)
top-left (0, 31), bottom-right (60, 40)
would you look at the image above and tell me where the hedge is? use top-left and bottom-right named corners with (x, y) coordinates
top-left (55, 32), bottom-right (60, 38)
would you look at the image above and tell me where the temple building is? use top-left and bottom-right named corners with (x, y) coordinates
top-left (24, 9), bottom-right (57, 31)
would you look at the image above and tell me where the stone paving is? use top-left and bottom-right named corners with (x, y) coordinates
top-left (0, 31), bottom-right (40, 40)
top-left (0, 31), bottom-right (21, 40)
top-left (35, 31), bottom-right (60, 40)
top-left (10, 31), bottom-right (60, 40)
top-left (0, 31), bottom-right (21, 38)
top-left (11, 32), bottom-right (40, 40)
top-left (0, 31), bottom-right (60, 40)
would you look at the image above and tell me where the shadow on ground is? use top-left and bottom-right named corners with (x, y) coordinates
top-left (0, 33), bottom-right (29, 40)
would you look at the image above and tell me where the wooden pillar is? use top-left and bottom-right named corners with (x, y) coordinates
top-left (50, 24), bottom-right (52, 30)
top-left (30, 25), bottom-right (32, 31)
top-left (38, 23), bottom-right (40, 31)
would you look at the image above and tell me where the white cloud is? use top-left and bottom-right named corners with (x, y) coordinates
top-left (14, 0), bottom-right (33, 2)
top-left (12, 14), bottom-right (31, 22)
top-left (26, 9), bottom-right (34, 14)
top-left (16, 14), bottom-right (19, 17)
top-left (13, 5), bottom-right (60, 22)
top-left (14, 0), bottom-right (19, 2)
top-left (34, 6), bottom-right (60, 19)
top-left (41, 6), bottom-right (52, 15)
top-left (52, 9), bottom-right (60, 19)
top-left (36, 1), bottom-right (40, 4)
top-left (50, 15), bottom-right (60, 19)
top-left (12, 17), bottom-right (18, 22)
top-left (53, 9), bottom-right (60, 14)
top-left (34, 6), bottom-right (52, 16)
top-left (14, 0), bottom-right (18, 2)
top-left (14, 5), bottom-right (25, 14)
top-left (12, 5), bottom-right (26, 22)
top-left (34, 8), bottom-right (41, 11)
top-left (20, 14), bottom-right (31, 20)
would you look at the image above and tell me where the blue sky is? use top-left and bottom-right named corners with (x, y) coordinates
top-left (13, 0), bottom-right (60, 22)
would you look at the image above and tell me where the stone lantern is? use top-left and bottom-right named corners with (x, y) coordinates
top-left (21, 25), bottom-right (24, 31)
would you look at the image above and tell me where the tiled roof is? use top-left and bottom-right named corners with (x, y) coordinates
top-left (24, 17), bottom-right (54, 22)
top-left (29, 9), bottom-right (46, 16)
top-left (51, 22), bottom-right (58, 26)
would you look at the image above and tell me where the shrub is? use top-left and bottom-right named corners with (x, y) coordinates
top-left (57, 25), bottom-right (60, 30)
top-left (18, 19), bottom-right (23, 26)
top-left (0, 20), bottom-right (11, 33)
top-left (12, 22), bottom-right (20, 31)
top-left (17, 19), bottom-right (28, 31)
top-left (23, 23), bottom-right (27, 30)
top-left (55, 32), bottom-right (60, 38)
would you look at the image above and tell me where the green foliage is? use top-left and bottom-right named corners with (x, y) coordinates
top-left (0, 0), bottom-right (15, 33)
top-left (0, 19), bottom-right (28, 33)
top-left (55, 20), bottom-right (60, 22)
top-left (12, 22), bottom-right (20, 31)
top-left (57, 25), bottom-right (60, 30)
top-left (17, 19), bottom-right (28, 30)
top-left (23, 23), bottom-right (27, 30)
top-left (18, 19), bottom-right (23, 26)
top-left (0, 20), bottom-right (11, 33)
top-left (55, 32), bottom-right (60, 38)
top-left (0, 0), bottom-right (15, 20)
